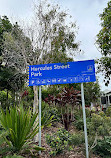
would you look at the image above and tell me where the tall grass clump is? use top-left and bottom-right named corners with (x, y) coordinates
top-left (0, 106), bottom-right (44, 154)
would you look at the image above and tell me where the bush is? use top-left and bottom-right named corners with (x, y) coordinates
top-left (74, 118), bottom-right (84, 130)
top-left (106, 106), bottom-right (111, 117)
top-left (46, 128), bottom-right (85, 156)
top-left (88, 113), bottom-right (111, 136)
top-left (41, 102), bottom-right (60, 128)
top-left (98, 111), bottom-right (105, 117)
top-left (68, 132), bottom-right (84, 146)
top-left (74, 107), bottom-right (90, 120)
top-left (0, 106), bottom-right (44, 155)
top-left (46, 128), bottom-right (72, 156)
top-left (94, 136), bottom-right (111, 157)
top-left (74, 117), bottom-right (91, 131)
top-left (3, 154), bottom-right (24, 158)
top-left (21, 87), bottom-right (34, 109)
top-left (74, 110), bottom-right (111, 138)
top-left (91, 113), bottom-right (103, 128)
top-left (0, 90), bottom-right (12, 109)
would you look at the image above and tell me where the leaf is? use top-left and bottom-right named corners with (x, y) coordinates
top-left (33, 145), bottom-right (45, 151)
top-left (0, 106), bottom-right (40, 152)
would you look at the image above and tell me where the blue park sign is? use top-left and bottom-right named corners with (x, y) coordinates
top-left (28, 60), bottom-right (96, 86)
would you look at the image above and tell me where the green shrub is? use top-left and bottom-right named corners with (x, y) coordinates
top-left (88, 114), bottom-right (111, 136)
top-left (74, 108), bottom-right (82, 120)
top-left (74, 107), bottom-right (90, 120)
top-left (98, 111), bottom-right (105, 117)
top-left (91, 113), bottom-right (103, 128)
top-left (0, 129), bottom-right (7, 146)
top-left (94, 136), bottom-right (111, 157)
top-left (0, 106), bottom-right (44, 154)
top-left (41, 102), bottom-right (60, 128)
top-left (74, 110), bottom-right (111, 137)
top-left (21, 87), bottom-right (34, 109)
top-left (0, 90), bottom-right (12, 109)
top-left (0, 90), bottom-right (12, 101)
top-left (46, 128), bottom-right (85, 156)
top-left (46, 128), bottom-right (72, 156)
top-left (74, 117), bottom-right (91, 131)
top-left (3, 154), bottom-right (24, 158)
top-left (68, 132), bottom-right (85, 146)
top-left (74, 118), bottom-right (84, 130)
top-left (106, 106), bottom-right (111, 117)
top-left (57, 128), bottom-right (70, 141)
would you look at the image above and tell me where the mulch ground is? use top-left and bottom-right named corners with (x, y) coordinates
top-left (38, 123), bottom-right (101, 158)
top-left (0, 123), bottom-right (101, 158)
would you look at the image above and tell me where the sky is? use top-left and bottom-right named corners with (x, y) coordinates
top-left (0, 0), bottom-right (110, 91)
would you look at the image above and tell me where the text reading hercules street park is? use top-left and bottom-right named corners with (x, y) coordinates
top-left (28, 60), bottom-right (96, 86)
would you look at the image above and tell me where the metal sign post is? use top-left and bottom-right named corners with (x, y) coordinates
top-left (39, 86), bottom-right (41, 155)
top-left (81, 83), bottom-right (89, 158)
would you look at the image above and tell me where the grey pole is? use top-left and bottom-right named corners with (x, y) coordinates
top-left (39, 86), bottom-right (41, 155)
top-left (81, 83), bottom-right (89, 158)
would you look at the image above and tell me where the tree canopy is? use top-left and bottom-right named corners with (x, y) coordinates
top-left (0, 16), bottom-right (12, 62)
top-left (96, 1), bottom-right (111, 86)
top-left (0, 17), bottom-right (26, 91)
top-left (2, 1), bottom-right (80, 72)
top-left (2, 1), bottom-right (81, 121)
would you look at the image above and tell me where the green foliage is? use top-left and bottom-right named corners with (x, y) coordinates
top-left (0, 129), bottom-right (8, 146)
top-left (68, 132), bottom-right (84, 146)
top-left (96, 1), bottom-right (111, 85)
top-left (0, 90), bottom-right (11, 101)
top-left (74, 107), bottom-right (91, 120)
top-left (68, 82), bottom-right (101, 106)
top-left (42, 85), bottom-right (61, 100)
top-left (94, 136), bottom-right (111, 158)
top-left (89, 113), bottom-right (111, 136)
top-left (98, 111), bottom-right (105, 117)
top-left (0, 16), bottom-right (12, 56)
top-left (41, 102), bottom-right (60, 128)
top-left (41, 107), bottom-right (54, 128)
top-left (3, 154), bottom-right (24, 158)
top-left (0, 16), bottom-right (20, 92)
top-left (21, 87), bottom-right (34, 109)
top-left (72, 107), bottom-right (111, 156)
top-left (74, 107), bottom-right (91, 131)
top-left (91, 114), bottom-right (103, 128)
top-left (74, 108), bottom-right (111, 138)
top-left (57, 128), bottom-right (71, 142)
top-left (74, 118), bottom-right (84, 131)
top-left (106, 106), bottom-right (111, 117)
top-left (46, 128), bottom-right (72, 156)
top-left (0, 106), bottom-right (44, 153)
top-left (0, 22), bottom-right (27, 92)
top-left (0, 90), bottom-right (12, 108)
top-left (84, 81), bottom-right (101, 105)
top-left (2, 1), bottom-right (80, 78)
top-left (74, 117), bottom-right (91, 132)
top-left (0, 67), bottom-right (14, 91)
top-left (46, 128), bottom-right (84, 156)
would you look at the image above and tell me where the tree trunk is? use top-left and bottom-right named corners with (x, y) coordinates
top-left (71, 105), bottom-right (73, 121)
top-left (61, 107), bottom-right (64, 125)
top-left (67, 105), bottom-right (69, 123)
top-left (33, 86), bottom-right (39, 142)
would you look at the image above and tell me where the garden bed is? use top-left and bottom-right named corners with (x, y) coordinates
top-left (39, 123), bottom-right (101, 158)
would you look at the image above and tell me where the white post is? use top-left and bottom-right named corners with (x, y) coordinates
top-left (81, 83), bottom-right (89, 158)
top-left (39, 86), bottom-right (41, 155)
